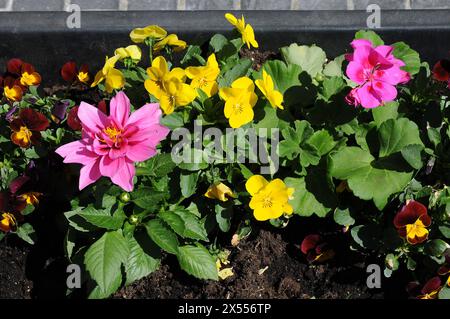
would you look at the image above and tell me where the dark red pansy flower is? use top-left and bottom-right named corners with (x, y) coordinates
top-left (61, 61), bottom-right (90, 84)
top-left (407, 277), bottom-right (442, 299)
top-left (393, 200), bottom-right (431, 245)
top-left (67, 106), bottom-right (82, 131)
top-left (300, 234), bottom-right (335, 263)
top-left (61, 61), bottom-right (77, 82)
top-left (10, 108), bottom-right (50, 148)
top-left (432, 59), bottom-right (450, 82)
top-left (7, 58), bottom-right (24, 75)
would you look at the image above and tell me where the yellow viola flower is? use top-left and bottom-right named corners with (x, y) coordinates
top-left (225, 13), bottom-right (258, 49)
top-left (0, 212), bottom-right (17, 233)
top-left (4, 85), bottom-right (23, 102)
top-left (186, 53), bottom-right (220, 97)
top-left (130, 25), bottom-right (167, 44)
top-left (255, 70), bottom-right (284, 109)
top-left (204, 182), bottom-right (235, 202)
top-left (159, 78), bottom-right (196, 115)
top-left (154, 34), bottom-right (187, 52)
top-left (219, 77), bottom-right (257, 128)
top-left (144, 56), bottom-right (186, 99)
top-left (114, 45), bottom-right (142, 61)
top-left (91, 55), bottom-right (125, 93)
top-left (20, 192), bottom-right (42, 206)
top-left (245, 175), bottom-right (294, 221)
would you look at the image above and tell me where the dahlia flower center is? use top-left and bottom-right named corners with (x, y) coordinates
top-left (103, 126), bottom-right (123, 145)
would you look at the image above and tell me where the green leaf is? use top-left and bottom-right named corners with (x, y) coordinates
top-left (159, 211), bottom-right (186, 237)
top-left (372, 101), bottom-right (398, 126)
top-left (439, 286), bottom-right (450, 299)
top-left (15, 223), bottom-right (36, 244)
top-left (378, 118), bottom-right (423, 157)
top-left (306, 129), bottom-right (337, 156)
top-left (84, 230), bottom-right (129, 297)
top-left (278, 120), bottom-right (314, 161)
top-left (284, 177), bottom-right (333, 217)
top-left (176, 244), bottom-right (218, 280)
top-left (392, 41), bottom-right (421, 76)
top-left (321, 76), bottom-right (345, 101)
top-left (181, 45), bottom-right (202, 65)
top-left (260, 60), bottom-right (301, 93)
top-left (132, 187), bottom-right (166, 210)
top-left (323, 55), bottom-right (345, 77)
top-left (401, 144), bottom-right (423, 170)
top-left (281, 43), bottom-right (326, 77)
top-left (329, 147), bottom-right (413, 210)
top-left (173, 210), bottom-right (209, 241)
top-left (209, 34), bottom-right (229, 52)
top-left (180, 172), bottom-right (199, 198)
top-left (136, 154), bottom-right (176, 177)
top-left (354, 30), bottom-right (384, 46)
top-left (350, 224), bottom-right (383, 249)
top-left (439, 226), bottom-right (450, 239)
top-left (79, 206), bottom-right (125, 230)
top-left (333, 208), bottom-right (355, 226)
top-left (160, 112), bottom-right (184, 129)
top-left (215, 204), bottom-right (233, 232)
top-left (125, 231), bottom-right (160, 285)
top-left (218, 58), bottom-right (252, 87)
top-left (424, 239), bottom-right (450, 257)
top-left (145, 219), bottom-right (179, 254)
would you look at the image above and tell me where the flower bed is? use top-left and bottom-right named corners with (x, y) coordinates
top-left (1, 11), bottom-right (450, 299)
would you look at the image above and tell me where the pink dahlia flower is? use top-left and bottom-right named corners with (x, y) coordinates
top-left (55, 91), bottom-right (169, 191)
top-left (345, 39), bottom-right (410, 108)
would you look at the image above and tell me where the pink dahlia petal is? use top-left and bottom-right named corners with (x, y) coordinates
top-left (56, 139), bottom-right (98, 165)
top-left (126, 103), bottom-right (163, 130)
top-left (99, 155), bottom-right (122, 178)
top-left (126, 143), bottom-right (157, 162)
top-left (110, 159), bottom-right (135, 192)
top-left (109, 91), bottom-right (130, 129)
top-left (128, 124), bottom-right (170, 146)
top-left (79, 159), bottom-right (102, 190)
top-left (78, 101), bottom-right (109, 133)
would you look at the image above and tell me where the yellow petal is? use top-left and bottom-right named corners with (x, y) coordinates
top-left (232, 77), bottom-right (254, 90)
top-left (204, 183), bottom-right (235, 202)
top-left (105, 68), bottom-right (125, 93)
top-left (167, 67), bottom-right (186, 82)
top-left (91, 70), bottom-right (105, 87)
top-left (159, 93), bottom-right (175, 115)
top-left (218, 267), bottom-right (234, 280)
top-left (130, 25), bottom-right (167, 43)
top-left (114, 47), bottom-right (128, 59)
top-left (245, 175), bottom-right (268, 196)
top-left (176, 83), bottom-right (196, 106)
top-left (228, 104), bottom-right (254, 128)
top-left (152, 56), bottom-right (169, 76)
top-left (225, 13), bottom-right (238, 26)
top-left (125, 45), bottom-right (142, 60)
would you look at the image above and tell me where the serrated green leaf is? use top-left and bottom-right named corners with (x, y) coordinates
top-left (125, 231), bottom-right (160, 285)
top-left (132, 187), bottom-right (166, 210)
top-left (173, 210), bottom-right (209, 241)
top-left (176, 244), bottom-right (218, 280)
top-left (145, 219), bottom-right (179, 254)
top-left (180, 172), bottom-right (199, 198)
top-left (79, 206), bottom-right (125, 230)
top-left (439, 286), bottom-right (450, 299)
top-left (306, 129), bottom-right (337, 156)
top-left (84, 230), bottom-right (129, 297)
top-left (136, 154), bottom-right (176, 177)
top-left (15, 223), bottom-right (35, 244)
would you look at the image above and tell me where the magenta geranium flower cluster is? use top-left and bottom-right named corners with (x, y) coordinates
top-left (345, 39), bottom-right (410, 108)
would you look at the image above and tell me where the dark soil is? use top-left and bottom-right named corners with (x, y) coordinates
top-left (240, 48), bottom-right (278, 71)
top-left (0, 240), bottom-right (32, 299)
top-left (116, 220), bottom-right (385, 299)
